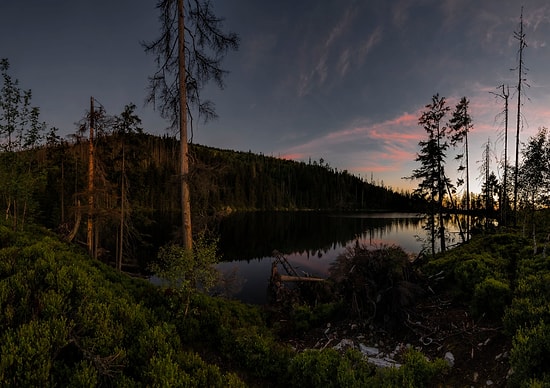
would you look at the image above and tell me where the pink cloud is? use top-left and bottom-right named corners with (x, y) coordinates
top-left (278, 152), bottom-right (305, 161)
top-left (276, 110), bottom-right (423, 175)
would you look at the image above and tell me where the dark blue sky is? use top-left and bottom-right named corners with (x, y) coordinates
top-left (2, 1), bottom-right (550, 192)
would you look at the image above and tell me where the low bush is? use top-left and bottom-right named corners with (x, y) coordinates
top-left (286, 302), bottom-right (342, 333)
top-left (225, 326), bottom-right (293, 382)
top-left (287, 348), bottom-right (374, 388)
top-left (509, 321), bottom-right (550, 387)
top-left (373, 349), bottom-right (448, 388)
top-left (471, 277), bottom-right (511, 320)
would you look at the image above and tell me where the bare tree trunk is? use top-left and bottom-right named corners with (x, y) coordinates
top-left (61, 158), bottom-right (65, 224)
top-left (87, 97), bottom-right (95, 257)
top-left (503, 86), bottom-right (509, 226)
top-left (513, 8), bottom-right (526, 225)
top-left (465, 129), bottom-right (470, 240)
top-left (437, 123), bottom-right (446, 253)
top-left (118, 143), bottom-right (125, 271)
top-left (178, 0), bottom-right (192, 249)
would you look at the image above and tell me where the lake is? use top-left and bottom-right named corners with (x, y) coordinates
top-left (215, 211), bottom-right (455, 304)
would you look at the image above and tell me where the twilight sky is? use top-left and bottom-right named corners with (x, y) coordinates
top-left (2, 1), bottom-right (550, 193)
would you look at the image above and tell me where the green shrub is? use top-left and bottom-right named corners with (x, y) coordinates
top-left (504, 272), bottom-right (550, 334)
top-left (472, 277), bottom-right (511, 320)
top-left (374, 349), bottom-right (448, 388)
top-left (149, 235), bottom-right (220, 317)
top-left (289, 302), bottom-right (342, 333)
top-left (228, 326), bottom-right (293, 381)
top-left (0, 317), bottom-right (70, 386)
top-left (453, 254), bottom-right (500, 297)
top-left (175, 292), bottom-right (264, 344)
top-left (509, 321), bottom-right (550, 386)
top-left (288, 348), bottom-right (374, 388)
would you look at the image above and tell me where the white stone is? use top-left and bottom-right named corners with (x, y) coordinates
top-left (333, 338), bottom-right (355, 351)
top-left (367, 357), bottom-right (402, 369)
top-left (359, 343), bottom-right (379, 357)
top-left (444, 352), bottom-right (455, 368)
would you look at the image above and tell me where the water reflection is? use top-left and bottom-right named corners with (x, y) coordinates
top-left (216, 212), bottom-right (429, 304)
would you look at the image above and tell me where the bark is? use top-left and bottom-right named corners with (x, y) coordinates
top-left (178, 0), bottom-right (193, 249)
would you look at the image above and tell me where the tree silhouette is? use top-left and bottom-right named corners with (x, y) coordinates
top-left (449, 96), bottom-right (473, 240)
top-left (512, 7), bottom-right (529, 224)
top-left (411, 94), bottom-right (451, 255)
top-left (491, 85), bottom-right (510, 225)
top-left (143, 0), bottom-right (239, 249)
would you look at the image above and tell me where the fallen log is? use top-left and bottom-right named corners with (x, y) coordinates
top-left (279, 275), bottom-right (325, 282)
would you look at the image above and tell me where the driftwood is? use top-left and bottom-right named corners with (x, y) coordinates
top-left (271, 251), bottom-right (325, 283)
top-left (268, 252), bottom-right (325, 304)
top-left (279, 275), bottom-right (325, 282)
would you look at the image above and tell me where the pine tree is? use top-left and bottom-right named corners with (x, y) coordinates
top-left (411, 94), bottom-right (450, 255)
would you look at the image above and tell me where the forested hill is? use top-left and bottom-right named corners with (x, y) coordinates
top-left (37, 132), bottom-right (421, 228)
top-left (190, 143), bottom-right (421, 213)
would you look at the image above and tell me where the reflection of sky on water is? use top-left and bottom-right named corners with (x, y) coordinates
top-left (216, 213), bottom-right (432, 304)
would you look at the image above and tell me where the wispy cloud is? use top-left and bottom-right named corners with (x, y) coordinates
top-left (297, 4), bottom-right (381, 96)
top-left (277, 111), bottom-right (423, 179)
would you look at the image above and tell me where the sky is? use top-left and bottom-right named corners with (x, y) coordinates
top-left (2, 1), bottom-right (550, 194)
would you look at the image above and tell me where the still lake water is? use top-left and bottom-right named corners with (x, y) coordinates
top-left (215, 211), bottom-right (448, 304)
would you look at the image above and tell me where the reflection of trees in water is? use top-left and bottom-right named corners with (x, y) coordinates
top-left (356, 217), bottom-right (424, 249)
top-left (218, 212), bottom-right (426, 262)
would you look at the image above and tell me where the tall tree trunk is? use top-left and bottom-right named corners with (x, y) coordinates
top-left (87, 97), bottom-right (95, 257)
top-left (437, 124), bottom-right (446, 253)
top-left (178, 0), bottom-right (192, 249)
top-left (513, 8), bottom-right (526, 225)
top-left (503, 85), bottom-right (509, 226)
top-left (61, 158), bottom-right (65, 224)
top-left (118, 143), bottom-right (125, 271)
top-left (465, 129), bottom-right (470, 240)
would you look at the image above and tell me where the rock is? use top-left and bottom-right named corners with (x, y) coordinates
top-left (333, 338), bottom-right (355, 351)
top-left (486, 380), bottom-right (493, 385)
top-left (367, 357), bottom-right (402, 369)
top-left (444, 352), bottom-right (455, 368)
top-left (473, 372), bottom-right (479, 382)
top-left (359, 343), bottom-right (379, 357)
